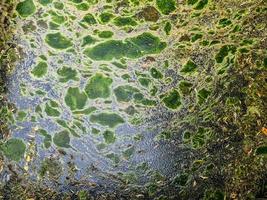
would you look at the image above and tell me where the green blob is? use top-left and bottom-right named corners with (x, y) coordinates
top-left (17, 110), bottom-right (27, 122)
top-left (16, 0), bottom-right (36, 18)
top-left (39, 129), bottom-right (52, 149)
top-left (76, 3), bottom-right (89, 11)
top-left (82, 13), bottom-right (97, 25)
top-left (31, 61), bottom-right (48, 78)
top-left (72, 107), bottom-right (97, 115)
top-left (49, 11), bottom-right (65, 24)
top-left (53, 130), bottom-right (71, 148)
top-left (57, 66), bottom-right (78, 82)
top-left (179, 81), bottom-right (193, 95)
top-left (123, 146), bottom-right (135, 160)
top-left (215, 45), bottom-right (236, 63)
top-left (138, 77), bottom-right (151, 88)
top-left (99, 12), bottom-right (114, 23)
top-left (82, 35), bottom-right (97, 47)
top-left (255, 146), bottom-right (267, 155)
top-left (92, 127), bottom-right (100, 135)
top-left (218, 18), bottom-right (232, 27)
top-left (54, 2), bottom-right (64, 9)
top-left (197, 88), bottom-right (211, 104)
top-left (65, 87), bottom-right (87, 111)
top-left (150, 67), bottom-right (163, 79)
top-left (85, 73), bottom-right (113, 99)
top-left (113, 17), bottom-right (137, 27)
top-left (98, 31), bottom-right (114, 38)
top-left (45, 32), bottom-right (72, 49)
top-left (181, 60), bottom-right (198, 73)
top-left (164, 22), bottom-right (172, 35)
top-left (187, 0), bottom-right (198, 5)
top-left (90, 112), bottom-right (125, 128)
top-left (114, 85), bottom-right (140, 102)
top-left (156, 0), bottom-right (176, 15)
top-left (195, 0), bottom-right (208, 10)
top-left (84, 32), bottom-right (166, 61)
top-left (106, 153), bottom-right (120, 164)
top-left (103, 130), bottom-right (116, 144)
top-left (162, 89), bottom-right (181, 109)
top-left (39, 0), bottom-right (53, 6)
top-left (45, 100), bottom-right (60, 117)
top-left (112, 62), bottom-right (127, 69)
top-left (191, 33), bottom-right (203, 42)
top-left (0, 138), bottom-right (26, 161)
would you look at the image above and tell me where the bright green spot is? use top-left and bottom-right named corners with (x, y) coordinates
top-left (16, 0), bottom-right (36, 18)
top-left (103, 130), bottom-right (116, 144)
top-left (57, 66), bottom-right (78, 82)
top-left (90, 112), bottom-right (125, 128)
top-left (98, 31), bottom-right (114, 38)
top-left (138, 77), bottom-right (151, 88)
top-left (45, 32), bottom-right (72, 49)
top-left (191, 33), bottom-right (203, 42)
top-left (181, 60), bottom-right (198, 73)
top-left (84, 32), bottom-right (166, 61)
top-left (65, 87), bottom-right (87, 111)
top-left (0, 138), bottom-right (26, 161)
top-left (31, 61), bottom-right (48, 78)
top-left (113, 17), bottom-right (137, 27)
top-left (53, 130), bottom-right (71, 148)
top-left (85, 73), bottom-right (113, 99)
top-left (156, 0), bottom-right (176, 15)
top-left (162, 89), bottom-right (181, 109)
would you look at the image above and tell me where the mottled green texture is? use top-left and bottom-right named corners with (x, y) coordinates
top-left (90, 112), bottom-right (125, 128)
top-left (98, 31), bottom-right (114, 38)
top-left (215, 45), bottom-right (236, 63)
top-left (150, 67), bottom-right (163, 79)
top-left (82, 13), bottom-right (97, 25)
top-left (84, 32), bottom-right (166, 61)
top-left (103, 130), bottom-right (116, 144)
top-left (114, 85), bottom-right (140, 102)
top-left (57, 66), bottom-right (78, 82)
top-left (45, 100), bottom-right (60, 117)
top-left (39, 129), bottom-right (52, 149)
top-left (113, 17), bottom-right (137, 27)
top-left (181, 60), bottom-right (198, 73)
top-left (99, 12), bottom-right (114, 23)
top-left (39, 0), bottom-right (53, 6)
top-left (82, 35), bottom-right (97, 47)
top-left (156, 0), bottom-right (176, 15)
top-left (65, 87), bottom-right (87, 110)
top-left (45, 32), bottom-right (72, 49)
top-left (85, 73), bottom-right (113, 99)
top-left (53, 130), bottom-right (71, 148)
top-left (194, 0), bottom-right (208, 10)
top-left (31, 61), bottom-right (48, 78)
top-left (162, 89), bottom-right (181, 109)
top-left (16, 0), bottom-right (36, 18)
top-left (0, 138), bottom-right (26, 161)
top-left (197, 88), bottom-right (211, 104)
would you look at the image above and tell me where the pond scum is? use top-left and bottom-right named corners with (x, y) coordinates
top-left (0, 0), bottom-right (267, 199)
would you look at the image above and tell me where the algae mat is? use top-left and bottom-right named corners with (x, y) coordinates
top-left (1, 0), bottom-right (267, 199)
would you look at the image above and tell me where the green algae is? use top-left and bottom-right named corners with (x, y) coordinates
top-left (99, 12), bottom-right (114, 24)
top-left (17, 110), bottom-right (27, 121)
top-left (0, 138), bottom-right (26, 161)
top-left (215, 45), bottom-right (236, 63)
top-left (194, 0), bottom-right (208, 10)
top-left (16, 0), bottom-right (36, 18)
top-left (164, 22), bottom-right (172, 35)
top-left (54, 2), bottom-right (64, 10)
top-left (90, 112), bottom-right (124, 128)
top-left (114, 85), bottom-right (140, 102)
top-left (138, 77), bottom-right (151, 88)
top-left (45, 100), bottom-right (61, 117)
top-left (84, 32), bottom-right (166, 61)
top-left (49, 11), bottom-right (65, 25)
top-left (39, 0), bottom-right (53, 6)
top-left (162, 89), bottom-right (181, 109)
top-left (53, 130), bottom-right (71, 148)
top-left (218, 18), bottom-right (232, 28)
top-left (82, 35), bottom-right (97, 47)
top-left (106, 153), bottom-right (120, 164)
top-left (123, 146), bottom-right (135, 160)
top-left (179, 81), bottom-right (193, 95)
top-left (113, 17), bottom-right (137, 27)
top-left (45, 32), bottom-right (72, 49)
top-left (181, 60), bottom-right (198, 73)
top-left (82, 13), bottom-right (97, 25)
top-left (65, 87), bottom-right (87, 111)
top-left (72, 107), bottom-right (97, 115)
top-left (85, 73), bottom-right (113, 99)
top-left (156, 0), bottom-right (176, 15)
top-left (57, 66), bottom-right (78, 82)
top-left (103, 130), bottom-right (116, 144)
top-left (255, 146), bottom-right (267, 155)
top-left (112, 61), bottom-right (127, 69)
top-left (150, 67), bottom-right (163, 79)
top-left (98, 31), bottom-right (114, 38)
top-left (76, 3), bottom-right (90, 11)
top-left (39, 129), bottom-right (52, 149)
top-left (191, 33), bottom-right (203, 42)
top-left (31, 61), bottom-right (48, 78)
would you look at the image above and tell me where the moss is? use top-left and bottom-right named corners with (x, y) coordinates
top-left (181, 60), bottom-right (198, 73)
top-left (38, 129), bottom-right (52, 149)
top-left (57, 66), bottom-right (78, 82)
top-left (45, 32), bottom-right (72, 49)
top-left (114, 85), bottom-right (140, 102)
top-left (179, 81), bottom-right (193, 95)
top-left (90, 112), bottom-right (125, 128)
top-left (53, 130), bottom-right (71, 148)
top-left (103, 130), bottom-right (116, 144)
top-left (16, 0), bottom-right (36, 18)
top-left (98, 30), bottom-right (114, 38)
top-left (164, 22), bottom-right (172, 35)
top-left (39, 0), bottom-right (53, 6)
top-left (162, 89), bottom-right (182, 109)
top-left (156, 0), bottom-right (176, 15)
top-left (31, 61), bottom-right (48, 78)
top-left (113, 17), bottom-right (137, 27)
top-left (65, 87), bottom-right (87, 111)
top-left (106, 153), bottom-right (120, 164)
top-left (82, 13), bottom-right (97, 25)
top-left (99, 12), bottom-right (114, 23)
top-left (45, 100), bottom-right (61, 117)
top-left (150, 67), bottom-right (163, 79)
top-left (82, 35), bottom-right (97, 47)
top-left (85, 73), bottom-right (113, 99)
top-left (215, 45), bottom-right (236, 63)
top-left (0, 138), bottom-right (26, 161)
top-left (123, 146), bottom-right (135, 160)
top-left (39, 158), bottom-right (62, 178)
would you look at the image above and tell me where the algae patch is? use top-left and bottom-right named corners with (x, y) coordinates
top-left (45, 32), bottom-right (72, 49)
top-left (0, 138), bottom-right (26, 161)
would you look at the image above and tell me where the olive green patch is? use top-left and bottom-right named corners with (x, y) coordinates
top-left (113, 17), bottom-right (137, 27)
top-left (85, 73), bottom-right (113, 99)
top-left (57, 66), bottom-right (78, 82)
top-left (45, 32), bottom-right (72, 49)
top-left (162, 89), bottom-right (182, 109)
top-left (90, 112), bottom-right (125, 128)
top-left (16, 0), bottom-right (36, 18)
top-left (156, 0), bottom-right (176, 15)
top-left (0, 138), bottom-right (26, 161)
top-left (45, 100), bottom-right (61, 117)
top-left (114, 85), bottom-right (140, 102)
top-left (31, 61), bottom-right (48, 78)
top-left (53, 130), bottom-right (71, 148)
top-left (181, 60), bottom-right (198, 73)
top-left (39, 0), bottom-right (53, 6)
top-left (103, 130), bottom-right (116, 144)
top-left (98, 31), bottom-right (114, 38)
top-left (65, 87), bottom-right (87, 110)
